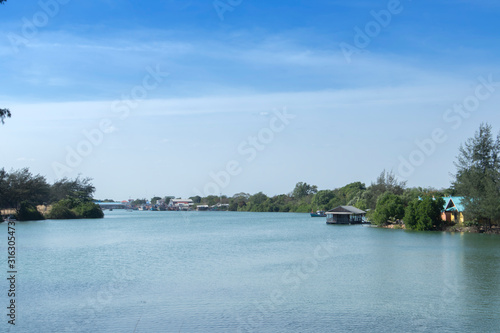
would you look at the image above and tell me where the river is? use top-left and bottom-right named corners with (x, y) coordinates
top-left (2, 211), bottom-right (500, 332)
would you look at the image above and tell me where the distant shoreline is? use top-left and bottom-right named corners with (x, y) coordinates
top-left (3, 209), bottom-right (499, 235)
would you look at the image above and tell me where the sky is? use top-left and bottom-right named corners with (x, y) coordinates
top-left (1, 0), bottom-right (500, 200)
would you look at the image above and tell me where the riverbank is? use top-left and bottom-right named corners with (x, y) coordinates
top-left (380, 223), bottom-right (500, 234)
top-left (444, 225), bottom-right (500, 234)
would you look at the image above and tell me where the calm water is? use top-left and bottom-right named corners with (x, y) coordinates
top-left (2, 211), bottom-right (500, 332)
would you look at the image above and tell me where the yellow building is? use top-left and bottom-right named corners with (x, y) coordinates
top-left (442, 197), bottom-right (465, 225)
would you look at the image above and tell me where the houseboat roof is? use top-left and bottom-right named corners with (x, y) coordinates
top-left (326, 206), bottom-right (366, 215)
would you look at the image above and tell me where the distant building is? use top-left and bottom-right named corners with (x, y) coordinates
top-left (211, 203), bottom-right (230, 211)
top-left (169, 199), bottom-right (194, 211)
top-left (326, 206), bottom-right (366, 224)
top-left (442, 197), bottom-right (465, 224)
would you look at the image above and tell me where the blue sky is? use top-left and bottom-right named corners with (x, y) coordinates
top-left (1, 0), bottom-right (500, 200)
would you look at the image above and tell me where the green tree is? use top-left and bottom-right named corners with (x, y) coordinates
top-left (151, 196), bottom-right (162, 205)
top-left (371, 192), bottom-right (405, 225)
top-left (338, 182), bottom-right (366, 205)
top-left (132, 199), bottom-right (147, 206)
top-left (4, 168), bottom-right (50, 209)
top-left (0, 169), bottom-right (8, 208)
top-left (17, 201), bottom-right (45, 221)
top-left (292, 182), bottom-right (318, 199)
top-left (230, 192), bottom-right (250, 210)
top-left (50, 176), bottom-right (96, 203)
top-left (363, 170), bottom-right (407, 210)
top-left (190, 196), bottom-right (202, 204)
top-left (228, 201), bottom-right (238, 211)
top-left (250, 192), bottom-right (268, 205)
top-left (312, 190), bottom-right (335, 209)
top-left (404, 196), bottom-right (445, 231)
top-left (204, 195), bottom-right (220, 206)
top-left (402, 187), bottom-right (447, 206)
top-left (454, 123), bottom-right (500, 229)
top-left (272, 194), bottom-right (292, 212)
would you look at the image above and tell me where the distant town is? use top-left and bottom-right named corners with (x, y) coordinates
top-left (96, 197), bottom-right (230, 212)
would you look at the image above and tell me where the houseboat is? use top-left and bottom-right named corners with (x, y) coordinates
top-left (326, 206), bottom-right (367, 224)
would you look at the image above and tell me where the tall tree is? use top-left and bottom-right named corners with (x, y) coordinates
top-left (249, 192), bottom-right (268, 205)
top-left (4, 168), bottom-right (51, 208)
top-left (50, 176), bottom-right (96, 203)
top-left (454, 123), bottom-right (500, 229)
top-left (292, 182), bottom-right (318, 199)
top-left (363, 170), bottom-right (407, 210)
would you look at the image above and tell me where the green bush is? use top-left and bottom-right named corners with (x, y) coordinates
top-left (404, 196), bottom-right (445, 231)
top-left (464, 221), bottom-right (479, 227)
top-left (47, 201), bottom-right (77, 219)
top-left (73, 202), bottom-right (104, 219)
top-left (47, 199), bottom-right (103, 220)
top-left (371, 192), bottom-right (405, 225)
top-left (17, 201), bottom-right (45, 221)
top-left (295, 203), bottom-right (312, 213)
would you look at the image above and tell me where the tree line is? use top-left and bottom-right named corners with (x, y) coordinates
top-left (188, 123), bottom-right (500, 232)
top-left (0, 169), bottom-right (103, 221)
top-left (2, 122), bottom-right (498, 229)
top-left (188, 171), bottom-right (449, 228)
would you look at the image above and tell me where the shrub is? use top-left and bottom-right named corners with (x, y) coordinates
top-left (17, 201), bottom-right (45, 221)
top-left (73, 202), bottom-right (104, 219)
top-left (47, 199), bottom-right (103, 219)
top-left (295, 203), bottom-right (312, 213)
top-left (464, 221), bottom-right (479, 228)
top-left (371, 192), bottom-right (405, 225)
top-left (47, 201), bottom-right (77, 219)
top-left (404, 196), bottom-right (445, 231)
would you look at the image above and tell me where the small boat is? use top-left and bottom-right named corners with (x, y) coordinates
top-left (310, 210), bottom-right (326, 217)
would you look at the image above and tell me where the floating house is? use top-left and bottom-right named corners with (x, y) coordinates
top-left (196, 205), bottom-right (210, 211)
top-left (326, 206), bottom-right (366, 224)
top-left (442, 196), bottom-right (465, 224)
